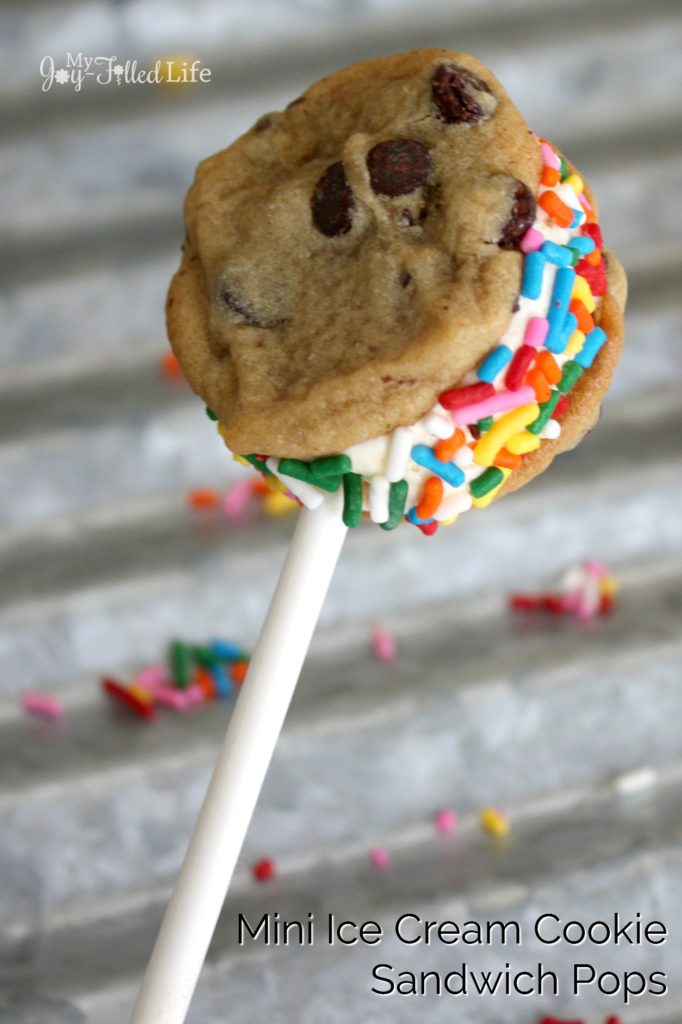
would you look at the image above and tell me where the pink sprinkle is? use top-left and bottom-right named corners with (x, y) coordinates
top-left (21, 692), bottom-right (64, 720)
top-left (370, 847), bottom-right (391, 870)
top-left (134, 665), bottom-right (168, 692)
top-left (583, 559), bottom-right (607, 579)
top-left (520, 227), bottom-right (544, 253)
top-left (540, 142), bottom-right (561, 169)
top-left (450, 385), bottom-right (536, 426)
top-left (222, 479), bottom-right (254, 522)
top-left (371, 624), bottom-right (396, 663)
top-left (524, 317), bottom-right (550, 349)
top-left (154, 683), bottom-right (203, 712)
top-left (579, 191), bottom-right (593, 211)
top-left (434, 809), bottom-right (458, 835)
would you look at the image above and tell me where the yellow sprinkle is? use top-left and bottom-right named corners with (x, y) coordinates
top-left (480, 808), bottom-right (509, 839)
top-left (440, 515), bottom-right (459, 527)
top-left (233, 453), bottom-right (250, 468)
top-left (218, 423), bottom-right (229, 441)
top-left (506, 430), bottom-right (541, 456)
top-left (600, 575), bottom-right (618, 597)
top-left (473, 403), bottom-right (540, 466)
top-left (128, 684), bottom-right (153, 706)
top-left (564, 173), bottom-right (584, 195)
top-left (263, 491), bottom-right (295, 517)
top-left (264, 475), bottom-right (287, 494)
top-left (572, 275), bottom-right (596, 314)
top-left (472, 467), bottom-right (511, 508)
top-left (565, 329), bottom-right (586, 358)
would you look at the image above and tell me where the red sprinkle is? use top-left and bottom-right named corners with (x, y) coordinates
top-left (230, 660), bottom-right (249, 685)
top-left (509, 594), bottom-right (544, 611)
top-left (160, 350), bottom-right (183, 380)
top-left (540, 595), bottom-right (567, 615)
top-left (505, 344), bottom-right (536, 391)
top-left (102, 677), bottom-right (155, 720)
top-left (576, 257), bottom-right (607, 296)
top-left (438, 381), bottom-right (495, 411)
top-left (581, 222), bottom-right (604, 248)
top-left (252, 858), bottom-right (275, 882)
top-left (416, 520), bottom-right (439, 536)
top-left (187, 488), bottom-right (220, 509)
top-left (554, 395), bottom-right (570, 419)
top-left (599, 593), bottom-right (616, 616)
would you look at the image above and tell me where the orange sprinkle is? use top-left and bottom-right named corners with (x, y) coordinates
top-left (494, 448), bottom-right (523, 470)
top-left (417, 476), bottom-right (444, 520)
top-left (230, 660), bottom-right (249, 685)
top-left (541, 166), bottom-right (560, 187)
top-left (194, 668), bottom-right (217, 700)
top-left (187, 488), bottom-right (220, 509)
top-left (585, 248), bottom-right (602, 266)
top-left (569, 299), bottom-right (595, 335)
top-left (534, 349), bottom-right (562, 385)
top-left (526, 367), bottom-right (552, 403)
top-left (250, 478), bottom-right (270, 497)
top-left (538, 191), bottom-right (573, 228)
top-left (160, 350), bottom-right (183, 380)
top-left (434, 428), bottom-right (465, 462)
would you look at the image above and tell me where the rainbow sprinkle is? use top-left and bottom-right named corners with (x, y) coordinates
top-left (214, 138), bottom-right (610, 534)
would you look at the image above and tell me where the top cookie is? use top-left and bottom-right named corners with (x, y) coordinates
top-left (168, 49), bottom-right (544, 458)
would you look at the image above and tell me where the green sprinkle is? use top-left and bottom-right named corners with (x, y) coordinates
top-left (477, 416), bottom-right (494, 433)
top-left (205, 407), bottom-right (218, 421)
top-left (191, 645), bottom-right (218, 670)
top-left (342, 473), bottom-right (363, 527)
top-left (310, 455), bottom-right (352, 479)
top-left (170, 640), bottom-right (191, 689)
top-left (528, 391), bottom-right (561, 434)
top-left (559, 155), bottom-right (569, 180)
top-left (380, 480), bottom-right (409, 531)
top-left (470, 466), bottom-right (504, 499)
top-left (242, 453), bottom-right (273, 477)
top-left (275, 458), bottom-right (313, 483)
top-left (558, 360), bottom-right (584, 394)
top-left (567, 247), bottom-right (580, 267)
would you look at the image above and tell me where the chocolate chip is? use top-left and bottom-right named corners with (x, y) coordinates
top-left (219, 286), bottom-right (269, 328)
top-left (432, 63), bottom-right (492, 125)
top-left (400, 207), bottom-right (428, 227)
top-left (468, 423), bottom-right (481, 439)
top-left (400, 270), bottom-right (412, 288)
top-left (511, 297), bottom-right (520, 313)
top-left (367, 139), bottom-right (431, 197)
top-left (498, 181), bottom-right (536, 250)
top-left (311, 162), bottom-right (355, 237)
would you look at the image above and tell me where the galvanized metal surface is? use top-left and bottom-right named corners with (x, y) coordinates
top-left (1, 1), bottom-right (681, 1021)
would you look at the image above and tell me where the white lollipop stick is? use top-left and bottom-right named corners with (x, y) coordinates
top-left (130, 492), bottom-right (348, 1024)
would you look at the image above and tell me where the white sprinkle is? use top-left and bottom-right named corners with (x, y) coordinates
top-left (613, 766), bottom-right (658, 796)
top-left (454, 445), bottom-right (474, 469)
top-left (540, 418), bottom-right (562, 440)
top-left (386, 427), bottom-right (413, 483)
top-left (435, 489), bottom-right (473, 520)
top-left (422, 407), bottom-right (455, 440)
top-left (369, 475), bottom-right (390, 523)
top-left (266, 457), bottom-right (324, 510)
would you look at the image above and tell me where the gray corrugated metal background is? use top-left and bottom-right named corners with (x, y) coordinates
top-left (1, 1), bottom-right (681, 1021)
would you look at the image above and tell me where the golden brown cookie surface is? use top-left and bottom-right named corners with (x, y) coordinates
top-left (168, 49), bottom-right (544, 457)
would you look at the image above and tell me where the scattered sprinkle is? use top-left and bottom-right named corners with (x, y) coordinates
top-left (510, 561), bottom-right (616, 622)
top-left (160, 349), bottom-right (183, 380)
top-left (252, 858), bottom-right (276, 882)
top-left (370, 847), bottom-right (391, 870)
top-left (479, 808), bottom-right (509, 839)
top-left (21, 692), bottom-right (65, 720)
top-left (371, 624), bottom-right (397, 663)
top-left (434, 808), bottom-right (458, 835)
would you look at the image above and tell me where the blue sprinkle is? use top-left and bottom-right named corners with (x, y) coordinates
top-left (553, 312), bottom-right (578, 355)
top-left (545, 267), bottom-right (576, 352)
top-left (210, 663), bottom-right (233, 698)
top-left (542, 241), bottom-right (574, 267)
top-left (575, 326), bottom-right (607, 368)
top-left (569, 209), bottom-right (583, 228)
top-left (411, 445), bottom-right (465, 488)
top-left (407, 506), bottom-right (434, 527)
top-left (211, 639), bottom-right (248, 662)
top-left (568, 235), bottom-right (596, 256)
top-left (520, 251), bottom-right (546, 300)
top-left (477, 344), bottom-right (513, 383)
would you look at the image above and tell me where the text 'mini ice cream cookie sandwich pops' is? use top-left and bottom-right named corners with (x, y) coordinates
top-left (133, 50), bottom-right (626, 1023)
